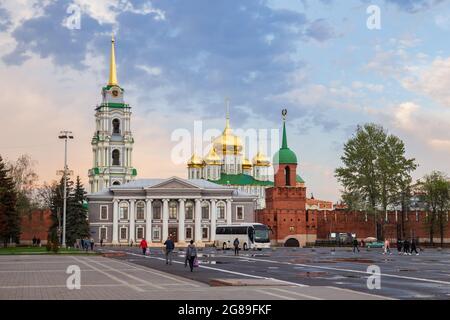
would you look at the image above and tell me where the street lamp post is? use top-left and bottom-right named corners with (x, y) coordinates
top-left (58, 131), bottom-right (74, 248)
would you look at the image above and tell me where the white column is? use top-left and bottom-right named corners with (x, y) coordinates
top-left (178, 199), bottom-right (185, 243)
top-left (162, 199), bottom-right (169, 241)
top-left (112, 199), bottom-right (119, 244)
top-left (210, 199), bottom-right (217, 242)
top-left (226, 199), bottom-right (233, 225)
top-left (194, 199), bottom-right (202, 243)
top-left (146, 199), bottom-right (153, 242)
top-left (129, 199), bottom-right (135, 244)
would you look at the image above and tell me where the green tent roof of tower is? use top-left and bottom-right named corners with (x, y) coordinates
top-left (273, 120), bottom-right (298, 164)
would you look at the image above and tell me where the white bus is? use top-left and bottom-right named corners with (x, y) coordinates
top-left (215, 223), bottom-right (271, 250)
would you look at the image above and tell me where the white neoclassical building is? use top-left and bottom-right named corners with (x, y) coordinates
top-left (87, 177), bottom-right (257, 246)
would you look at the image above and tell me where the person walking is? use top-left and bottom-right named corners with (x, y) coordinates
top-left (352, 238), bottom-right (360, 253)
top-left (383, 239), bottom-right (391, 255)
top-left (32, 236), bottom-right (37, 247)
top-left (37, 238), bottom-right (41, 247)
top-left (90, 237), bottom-right (95, 251)
top-left (403, 239), bottom-right (411, 255)
top-left (397, 239), bottom-right (403, 255)
top-left (139, 238), bottom-right (148, 255)
top-left (185, 240), bottom-right (197, 272)
top-left (164, 236), bottom-right (175, 265)
top-left (233, 238), bottom-right (240, 256)
top-left (100, 238), bottom-right (103, 247)
top-left (410, 239), bottom-right (419, 255)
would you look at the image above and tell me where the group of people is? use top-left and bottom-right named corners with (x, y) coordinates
top-left (79, 237), bottom-right (95, 251)
top-left (31, 236), bottom-right (41, 247)
top-left (396, 239), bottom-right (419, 255)
top-left (352, 237), bottom-right (420, 256)
top-left (139, 236), bottom-right (199, 272)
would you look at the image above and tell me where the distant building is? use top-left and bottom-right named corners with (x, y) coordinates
top-left (20, 210), bottom-right (52, 245)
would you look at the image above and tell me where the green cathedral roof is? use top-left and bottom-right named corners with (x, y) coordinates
top-left (209, 173), bottom-right (305, 186)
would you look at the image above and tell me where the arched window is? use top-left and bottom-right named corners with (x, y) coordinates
top-left (152, 201), bottom-right (162, 220)
top-left (113, 181), bottom-right (121, 186)
top-left (285, 166), bottom-right (291, 186)
top-left (169, 201), bottom-right (178, 220)
top-left (201, 202), bottom-right (210, 220)
top-left (119, 202), bottom-right (129, 220)
top-left (112, 118), bottom-right (120, 134)
top-left (136, 201), bottom-right (145, 220)
top-left (185, 201), bottom-right (194, 220)
top-left (217, 202), bottom-right (225, 220)
top-left (112, 149), bottom-right (120, 166)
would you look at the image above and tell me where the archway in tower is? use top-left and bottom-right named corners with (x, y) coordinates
top-left (284, 238), bottom-right (300, 247)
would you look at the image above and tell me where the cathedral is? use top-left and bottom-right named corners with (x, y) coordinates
top-left (88, 36), bottom-right (138, 193)
top-left (187, 107), bottom-right (305, 209)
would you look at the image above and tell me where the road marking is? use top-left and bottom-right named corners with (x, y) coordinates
top-left (324, 286), bottom-right (395, 300)
top-left (100, 250), bottom-right (201, 287)
top-left (105, 249), bottom-right (307, 288)
top-left (214, 254), bottom-right (450, 286)
top-left (255, 289), bottom-right (295, 300)
top-left (71, 256), bottom-right (145, 292)
top-left (84, 256), bottom-right (165, 290)
top-left (269, 287), bottom-right (323, 300)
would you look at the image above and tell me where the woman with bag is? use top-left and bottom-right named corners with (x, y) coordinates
top-left (185, 240), bottom-right (197, 272)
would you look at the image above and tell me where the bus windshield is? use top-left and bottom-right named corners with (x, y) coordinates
top-left (253, 225), bottom-right (269, 243)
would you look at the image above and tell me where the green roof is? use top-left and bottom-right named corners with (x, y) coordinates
top-left (132, 168), bottom-right (138, 176)
top-left (273, 120), bottom-right (298, 164)
top-left (296, 174), bottom-right (305, 183)
top-left (92, 167), bottom-right (100, 175)
top-left (210, 174), bottom-right (274, 186)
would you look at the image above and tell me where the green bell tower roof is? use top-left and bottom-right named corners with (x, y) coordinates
top-left (273, 109), bottom-right (298, 165)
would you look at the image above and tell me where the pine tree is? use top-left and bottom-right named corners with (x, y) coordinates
top-left (0, 155), bottom-right (19, 247)
top-left (66, 176), bottom-right (89, 247)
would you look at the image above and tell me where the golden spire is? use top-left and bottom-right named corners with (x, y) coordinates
top-left (225, 97), bottom-right (230, 130)
top-left (108, 34), bottom-right (118, 86)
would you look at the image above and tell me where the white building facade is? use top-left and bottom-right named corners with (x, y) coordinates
top-left (87, 177), bottom-right (257, 246)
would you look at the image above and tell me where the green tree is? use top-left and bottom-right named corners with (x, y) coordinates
top-left (419, 171), bottom-right (450, 247)
top-left (48, 176), bottom-right (73, 245)
top-left (0, 155), bottom-right (19, 247)
top-left (66, 176), bottom-right (89, 247)
top-left (335, 123), bottom-right (417, 239)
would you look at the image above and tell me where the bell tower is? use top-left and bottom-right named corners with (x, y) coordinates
top-left (88, 35), bottom-right (137, 193)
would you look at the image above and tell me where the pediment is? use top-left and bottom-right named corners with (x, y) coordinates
top-left (146, 177), bottom-right (200, 190)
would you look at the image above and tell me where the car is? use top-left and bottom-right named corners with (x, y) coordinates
top-left (366, 241), bottom-right (384, 248)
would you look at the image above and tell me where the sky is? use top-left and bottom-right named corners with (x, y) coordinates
top-left (1, 0), bottom-right (450, 202)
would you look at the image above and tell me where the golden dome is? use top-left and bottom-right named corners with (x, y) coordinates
top-left (213, 122), bottom-right (243, 155)
top-left (204, 147), bottom-right (222, 165)
top-left (187, 153), bottom-right (204, 167)
top-left (242, 158), bottom-right (253, 169)
top-left (253, 151), bottom-right (270, 167)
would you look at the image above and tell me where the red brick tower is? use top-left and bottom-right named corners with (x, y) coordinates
top-left (256, 110), bottom-right (317, 247)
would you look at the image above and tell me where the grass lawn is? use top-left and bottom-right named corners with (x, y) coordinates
top-left (0, 246), bottom-right (98, 255)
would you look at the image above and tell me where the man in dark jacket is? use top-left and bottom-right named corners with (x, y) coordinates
top-left (233, 238), bottom-right (240, 256)
top-left (164, 236), bottom-right (175, 265)
top-left (352, 238), bottom-right (360, 253)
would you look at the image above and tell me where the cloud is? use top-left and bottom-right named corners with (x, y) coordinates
top-left (402, 57), bottom-right (450, 107)
top-left (381, 0), bottom-right (447, 13)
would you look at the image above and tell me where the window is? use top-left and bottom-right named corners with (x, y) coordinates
top-left (202, 227), bottom-right (209, 240)
top-left (112, 181), bottom-right (120, 186)
top-left (112, 118), bottom-right (120, 134)
top-left (185, 202), bottom-right (193, 219)
top-left (185, 227), bottom-right (193, 240)
top-left (136, 202), bottom-right (145, 220)
top-left (217, 202), bottom-right (225, 219)
top-left (112, 149), bottom-right (120, 166)
top-left (285, 166), bottom-right (291, 186)
top-left (120, 227), bottom-right (128, 240)
top-left (236, 206), bottom-right (244, 220)
top-left (100, 205), bottom-right (108, 220)
top-left (136, 227), bottom-right (144, 240)
top-left (119, 202), bottom-right (128, 220)
top-left (99, 227), bottom-right (107, 241)
top-left (152, 226), bottom-right (161, 241)
top-left (153, 201), bottom-right (162, 220)
top-left (201, 203), bottom-right (210, 220)
top-left (169, 201), bottom-right (178, 220)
